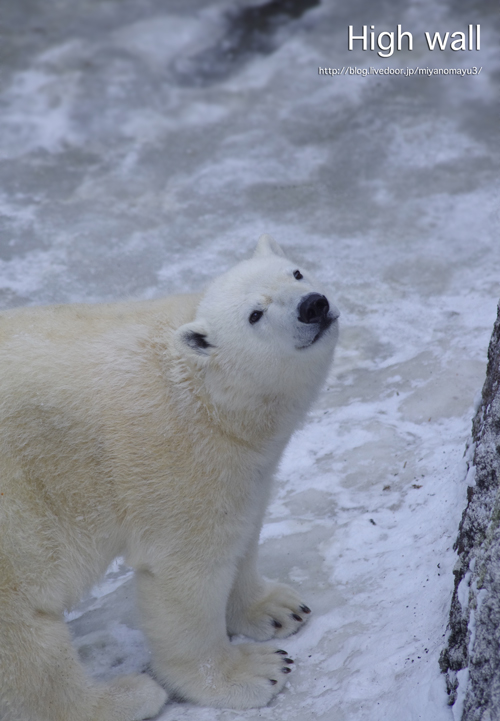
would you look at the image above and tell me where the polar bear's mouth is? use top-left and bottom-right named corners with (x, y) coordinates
top-left (311, 316), bottom-right (334, 344)
top-left (297, 315), bottom-right (335, 349)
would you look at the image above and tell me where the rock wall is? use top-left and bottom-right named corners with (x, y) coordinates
top-left (441, 302), bottom-right (500, 720)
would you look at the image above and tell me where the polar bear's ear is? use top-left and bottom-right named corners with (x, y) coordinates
top-left (253, 234), bottom-right (287, 259)
top-left (175, 320), bottom-right (214, 356)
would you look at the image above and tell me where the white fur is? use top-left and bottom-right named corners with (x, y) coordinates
top-left (0, 236), bottom-right (338, 719)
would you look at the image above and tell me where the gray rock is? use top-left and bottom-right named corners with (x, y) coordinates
top-left (441, 301), bottom-right (500, 720)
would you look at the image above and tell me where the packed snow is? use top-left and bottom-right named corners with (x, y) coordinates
top-left (1, 0), bottom-right (499, 719)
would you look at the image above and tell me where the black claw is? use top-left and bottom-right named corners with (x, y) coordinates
top-left (282, 667), bottom-right (292, 674)
top-left (300, 604), bottom-right (311, 614)
top-left (276, 649), bottom-right (287, 655)
top-left (285, 658), bottom-right (294, 664)
top-left (270, 679), bottom-right (278, 685)
top-left (292, 613), bottom-right (303, 622)
top-left (271, 619), bottom-right (283, 629)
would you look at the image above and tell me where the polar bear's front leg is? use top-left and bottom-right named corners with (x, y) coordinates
top-left (226, 532), bottom-right (311, 641)
top-left (135, 564), bottom-right (294, 709)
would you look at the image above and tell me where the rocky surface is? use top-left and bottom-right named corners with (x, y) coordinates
top-left (441, 302), bottom-right (500, 720)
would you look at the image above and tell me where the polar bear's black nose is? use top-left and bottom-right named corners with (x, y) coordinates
top-left (298, 293), bottom-right (330, 324)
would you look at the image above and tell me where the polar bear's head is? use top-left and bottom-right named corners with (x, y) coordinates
top-left (175, 235), bottom-right (339, 417)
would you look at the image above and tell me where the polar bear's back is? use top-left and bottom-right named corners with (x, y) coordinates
top-left (0, 293), bottom-right (201, 393)
top-left (0, 291), bottom-right (202, 469)
top-left (0, 293), bottom-right (201, 345)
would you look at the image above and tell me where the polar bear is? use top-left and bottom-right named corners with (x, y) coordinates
top-left (0, 235), bottom-right (338, 720)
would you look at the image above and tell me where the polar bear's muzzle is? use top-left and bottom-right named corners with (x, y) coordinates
top-left (297, 293), bottom-right (338, 347)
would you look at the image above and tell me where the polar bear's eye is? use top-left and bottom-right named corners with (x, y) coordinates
top-left (293, 270), bottom-right (303, 280)
top-left (249, 310), bottom-right (263, 325)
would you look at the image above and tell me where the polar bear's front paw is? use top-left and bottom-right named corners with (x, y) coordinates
top-left (228, 582), bottom-right (311, 641)
top-left (196, 643), bottom-right (294, 708)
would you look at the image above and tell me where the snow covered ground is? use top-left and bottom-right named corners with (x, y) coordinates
top-left (1, 0), bottom-right (499, 719)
